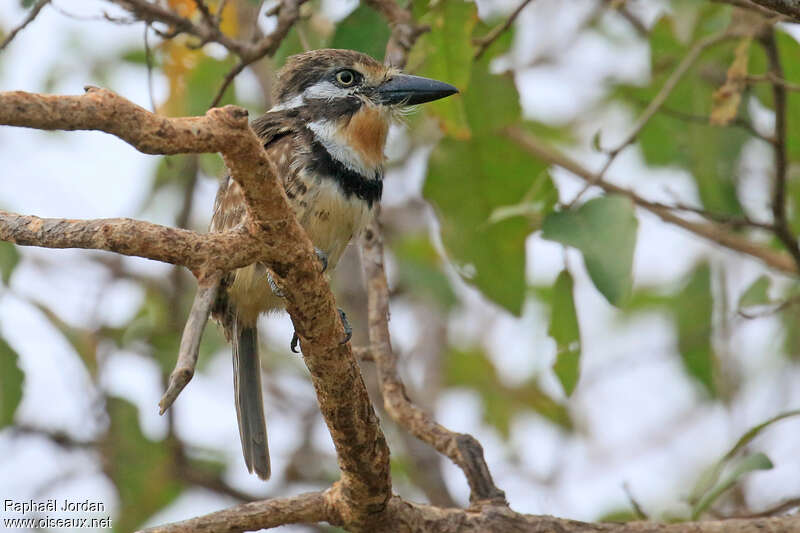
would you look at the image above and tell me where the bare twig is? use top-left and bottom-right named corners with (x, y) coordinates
top-left (0, 0), bottom-right (51, 51)
top-left (730, 496), bottom-right (800, 518)
top-left (716, 0), bottom-right (800, 20)
top-left (159, 276), bottom-right (220, 414)
top-left (108, 0), bottom-right (306, 108)
top-left (761, 31), bottom-right (800, 270)
top-left (364, 0), bottom-right (428, 68)
top-left (473, 0), bottom-right (535, 60)
top-left (747, 72), bottom-right (800, 91)
top-left (362, 220), bottom-right (506, 503)
top-left (208, 0), bottom-right (307, 108)
top-left (572, 31), bottom-right (733, 206)
top-left (504, 126), bottom-right (799, 275)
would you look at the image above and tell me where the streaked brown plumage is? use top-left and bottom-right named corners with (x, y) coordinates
top-left (207, 49), bottom-right (457, 480)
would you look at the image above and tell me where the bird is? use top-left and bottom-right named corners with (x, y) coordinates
top-left (206, 48), bottom-right (458, 480)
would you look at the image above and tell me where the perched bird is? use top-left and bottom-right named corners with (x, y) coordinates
top-left (208, 49), bottom-right (457, 480)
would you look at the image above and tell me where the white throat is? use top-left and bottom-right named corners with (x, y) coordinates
top-left (307, 119), bottom-right (378, 178)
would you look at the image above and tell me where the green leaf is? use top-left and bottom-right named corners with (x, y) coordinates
top-left (738, 275), bottom-right (771, 308)
top-left (407, 0), bottom-right (477, 139)
top-left (424, 32), bottom-right (552, 315)
top-left (542, 196), bottom-right (638, 307)
top-left (0, 337), bottom-right (24, 428)
top-left (0, 242), bottom-right (20, 285)
top-left (330, 5), bottom-right (390, 60)
top-left (549, 270), bottom-right (581, 396)
top-left (673, 263), bottom-right (716, 396)
top-left (691, 453), bottom-right (773, 519)
top-left (444, 348), bottom-right (572, 435)
top-left (488, 170), bottom-right (558, 229)
top-left (103, 398), bottom-right (182, 532)
top-left (688, 410), bottom-right (800, 513)
top-left (392, 235), bottom-right (456, 310)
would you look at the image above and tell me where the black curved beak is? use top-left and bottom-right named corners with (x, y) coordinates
top-left (376, 74), bottom-right (459, 105)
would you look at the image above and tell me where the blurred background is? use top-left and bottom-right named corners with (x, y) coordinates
top-left (2, 0), bottom-right (800, 531)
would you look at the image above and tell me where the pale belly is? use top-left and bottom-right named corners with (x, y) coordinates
top-left (228, 177), bottom-right (374, 324)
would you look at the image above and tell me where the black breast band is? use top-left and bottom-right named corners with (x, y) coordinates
top-left (308, 140), bottom-right (383, 208)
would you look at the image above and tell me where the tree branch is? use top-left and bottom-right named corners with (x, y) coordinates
top-left (0, 87), bottom-right (391, 525)
top-left (139, 490), bottom-right (335, 533)
top-left (722, 0), bottom-right (800, 19)
top-left (761, 30), bottom-right (800, 270)
top-left (473, 0), bottom-right (535, 60)
top-left (504, 126), bottom-right (799, 276)
top-left (142, 492), bottom-right (800, 533)
top-left (361, 221), bottom-right (506, 503)
top-left (364, 0), bottom-right (428, 68)
top-left (0, 0), bottom-right (51, 51)
top-left (108, 0), bottom-right (307, 108)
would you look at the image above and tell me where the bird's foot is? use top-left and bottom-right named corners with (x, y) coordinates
top-left (267, 272), bottom-right (286, 298)
top-left (315, 248), bottom-right (329, 273)
top-left (338, 308), bottom-right (352, 345)
top-left (289, 308), bottom-right (352, 354)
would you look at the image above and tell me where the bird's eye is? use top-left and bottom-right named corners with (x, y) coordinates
top-left (335, 69), bottom-right (357, 87)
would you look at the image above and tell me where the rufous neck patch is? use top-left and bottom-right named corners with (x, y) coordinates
top-left (340, 105), bottom-right (389, 170)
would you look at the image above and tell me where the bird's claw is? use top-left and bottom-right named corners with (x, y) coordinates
top-left (315, 248), bottom-right (329, 273)
top-left (267, 272), bottom-right (286, 298)
top-left (290, 308), bottom-right (352, 354)
top-left (338, 308), bottom-right (352, 345)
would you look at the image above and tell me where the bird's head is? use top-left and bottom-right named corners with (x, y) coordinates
top-left (270, 49), bottom-right (457, 175)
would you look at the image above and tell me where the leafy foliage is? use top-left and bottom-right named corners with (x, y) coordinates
top-left (423, 27), bottom-right (551, 315)
top-left (612, 11), bottom-right (749, 215)
top-left (549, 270), bottom-right (581, 396)
top-left (0, 242), bottom-right (19, 285)
top-left (444, 348), bottom-right (572, 436)
top-left (102, 398), bottom-right (182, 532)
top-left (689, 410), bottom-right (800, 518)
top-left (542, 196), bottom-right (638, 307)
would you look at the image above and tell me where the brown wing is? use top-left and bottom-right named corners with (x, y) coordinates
top-left (210, 111), bottom-right (301, 331)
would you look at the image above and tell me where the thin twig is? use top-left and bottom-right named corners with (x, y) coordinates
top-left (504, 126), bottom-right (799, 275)
top-left (143, 22), bottom-right (157, 112)
top-left (571, 31), bottom-right (733, 206)
top-left (361, 219), bottom-right (507, 503)
top-left (192, 0), bottom-right (215, 26)
top-left (208, 0), bottom-right (307, 108)
top-left (730, 497), bottom-right (800, 518)
top-left (761, 31), bottom-right (800, 270)
top-left (0, 0), bottom-right (51, 51)
top-left (748, 72), bottom-right (800, 92)
top-left (159, 275), bottom-right (220, 414)
top-left (473, 0), bottom-right (535, 60)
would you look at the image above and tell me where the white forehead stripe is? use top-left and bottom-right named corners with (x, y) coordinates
top-left (269, 80), bottom-right (354, 112)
